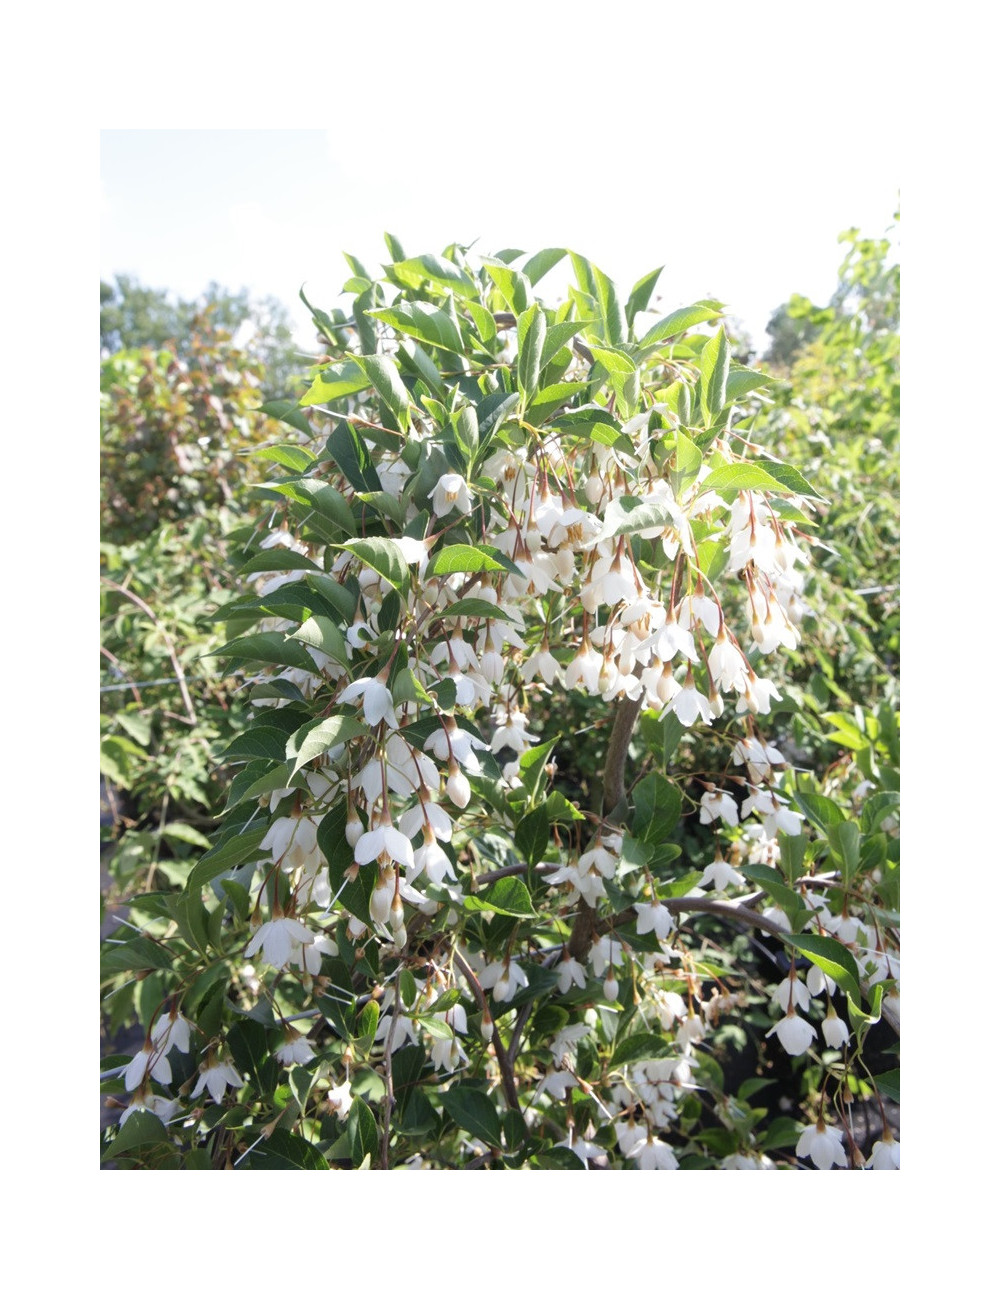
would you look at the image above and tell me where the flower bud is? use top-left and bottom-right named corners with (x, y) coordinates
top-left (480, 1010), bottom-right (494, 1042)
top-left (345, 802), bottom-right (363, 847)
top-left (447, 763), bottom-right (471, 809)
top-left (370, 869), bottom-right (395, 925)
top-left (603, 976), bottom-right (620, 1002)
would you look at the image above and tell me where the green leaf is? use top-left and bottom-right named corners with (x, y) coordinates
top-left (466, 301), bottom-right (497, 344)
top-left (619, 833), bottom-right (652, 873)
top-left (610, 1031), bottom-right (671, 1068)
top-left (697, 463), bottom-right (786, 497)
top-left (101, 935), bottom-right (177, 977)
top-left (526, 381), bottom-right (589, 423)
top-left (532, 1147), bottom-right (586, 1169)
top-left (638, 299), bottom-right (724, 350)
top-left (539, 319), bottom-right (596, 369)
top-left (399, 341), bottom-right (445, 397)
top-left (475, 390), bottom-right (519, 449)
top-left (424, 543), bottom-right (522, 578)
top-left (517, 739), bottom-right (557, 802)
top-left (306, 573), bottom-right (362, 624)
top-left (861, 791), bottom-right (900, 834)
top-left (389, 254), bottom-right (478, 299)
top-left (392, 665), bottom-right (435, 706)
top-left (571, 254), bottom-right (626, 347)
top-left (396, 968), bottom-right (417, 1011)
top-left (521, 247), bottom-right (567, 285)
top-left (544, 790), bottom-right (585, 823)
top-left (286, 714), bottom-right (367, 775)
top-left (760, 1116), bottom-right (802, 1153)
top-left (726, 366), bottom-right (776, 404)
top-left (355, 999), bottom-right (380, 1056)
top-left (292, 614), bottom-right (349, 668)
top-left (349, 1097), bottom-right (380, 1168)
top-left (699, 326), bottom-right (731, 422)
top-left (299, 359), bottom-right (369, 406)
top-left (794, 791), bottom-right (845, 834)
top-left (299, 285), bottom-right (347, 349)
top-left (324, 420), bottom-right (383, 493)
top-left (625, 266), bottom-right (663, 326)
top-left (754, 460), bottom-right (823, 499)
top-left (672, 429), bottom-right (703, 485)
top-left (440, 1086), bottom-right (503, 1148)
top-left (598, 494), bottom-right (676, 541)
top-left (632, 773), bottom-right (682, 844)
top-left (740, 863), bottom-right (804, 922)
top-left (514, 806), bottom-right (549, 867)
top-left (828, 820), bottom-right (861, 879)
top-left (355, 354), bottom-right (411, 431)
top-left (786, 934), bottom-right (863, 1007)
top-left (431, 597), bottom-right (515, 621)
top-left (160, 822), bottom-right (212, 849)
top-left (100, 735), bottom-right (142, 787)
top-left (516, 302), bottom-right (546, 405)
top-left (484, 260), bottom-right (531, 314)
top-left (336, 537), bottom-right (409, 593)
top-left (213, 632), bottom-right (318, 674)
top-left (186, 820), bottom-right (269, 891)
top-left (367, 303), bottom-right (464, 354)
top-left (238, 1129), bottom-right (328, 1170)
top-left (590, 345), bottom-right (636, 376)
top-left (266, 479), bottom-right (355, 536)
top-left (258, 401), bottom-right (315, 438)
top-left (355, 489), bottom-right (407, 529)
top-left (103, 1111), bottom-right (171, 1159)
top-left (237, 548), bottom-right (321, 577)
top-left (465, 877), bottom-right (536, 918)
top-left (251, 441), bottom-right (314, 471)
top-left (550, 407), bottom-right (633, 456)
top-left (872, 1068), bottom-right (900, 1103)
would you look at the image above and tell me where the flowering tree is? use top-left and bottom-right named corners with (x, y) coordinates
top-left (100, 241), bottom-right (899, 1170)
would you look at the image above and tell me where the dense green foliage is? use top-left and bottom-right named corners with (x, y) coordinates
top-left (101, 319), bottom-right (286, 900)
top-left (100, 226), bottom-right (899, 1171)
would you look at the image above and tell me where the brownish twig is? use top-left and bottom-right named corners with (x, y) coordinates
top-left (452, 950), bottom-right (522, 1115)
top-left (100, 578), bottom-right (198, 724)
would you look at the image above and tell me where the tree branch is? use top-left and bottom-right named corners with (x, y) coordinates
top-left (568, 694), bottom-right (644, 960)
top-left (100, 578), bottom-right (198, 724)
top-left (452, 951), bottom-right (522, 1115)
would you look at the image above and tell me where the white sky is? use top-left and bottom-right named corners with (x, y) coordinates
top-left (101, 73), bottom-right (898, 358)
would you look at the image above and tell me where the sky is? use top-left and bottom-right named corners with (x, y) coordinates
top-left (101, 125), bottom-right (898, 358)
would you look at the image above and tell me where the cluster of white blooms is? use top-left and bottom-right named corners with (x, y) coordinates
top-left (108, 260), bottom-right (898, 1172)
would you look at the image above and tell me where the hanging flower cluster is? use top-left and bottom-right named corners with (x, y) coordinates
top-left (102, 243), bottom-right (899, 1170)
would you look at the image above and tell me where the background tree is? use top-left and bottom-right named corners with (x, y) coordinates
top-left (100, 274), bottom-right (303, 396)
top-left (101, 314), bottom-right (288, 898)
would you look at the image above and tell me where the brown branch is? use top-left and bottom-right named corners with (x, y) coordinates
top-left (100, 578), bottom-right (198, 724)
top-left (603, 694), bottom-right (644, 816)
top-left (568, 694), bottom-right (644, 961)
top-left (452, 950), bottom-right (522, 1115)
top-left (379, 976), bottom-right (403, 1170)
top-left (476, 861), bottom-right (557, 886)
